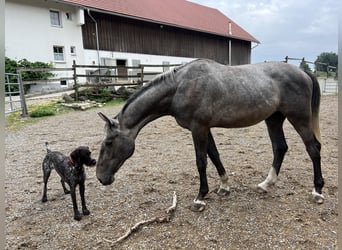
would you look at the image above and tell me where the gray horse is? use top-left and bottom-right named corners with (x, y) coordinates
top-left (96, 58), bottom-right (324, 212)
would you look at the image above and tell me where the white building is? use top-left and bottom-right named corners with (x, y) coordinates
top-left (5, 0), bottom-right (258, 92)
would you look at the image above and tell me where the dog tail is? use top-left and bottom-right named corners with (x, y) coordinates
top-left (45, 142), bottom-right (51, 153)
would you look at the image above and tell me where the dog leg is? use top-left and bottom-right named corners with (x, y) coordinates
top-left (61, 179), bottom-right (70, 194)
top-left (70, 185), bottom-right (81, 220)
top-left (79, 182), bottom-right (90, 215)
top-left (42, 166), bottom-right (51, 202)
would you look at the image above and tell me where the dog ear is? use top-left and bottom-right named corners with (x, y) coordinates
top-left (98, 112), bottom-right (119, 128)
top-left (70, 149), bottom-right (79, 164)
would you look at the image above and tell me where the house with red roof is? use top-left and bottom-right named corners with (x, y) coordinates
top-left (5, 0), bottom-right (259, 90)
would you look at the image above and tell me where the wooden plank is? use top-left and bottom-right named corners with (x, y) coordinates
top-left (18, 68), bottom-right (73, 72)
top-left (22, 77), bottom-right (74, 84)
top-left (81, 83), bottom-right (141, 87)
top-left (75, 74), bottom-right (142, 78)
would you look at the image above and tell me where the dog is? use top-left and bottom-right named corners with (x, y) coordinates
top-left (41, 142), bottom-right (96, 220)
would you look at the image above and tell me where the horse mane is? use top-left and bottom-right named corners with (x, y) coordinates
top-left (121, 63), bottom-right (186, 115)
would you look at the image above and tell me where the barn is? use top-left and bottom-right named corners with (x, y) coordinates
top-left (65, 0), bottom-right (259, 67)
top-left (5, 0), bottom-right (259, 91)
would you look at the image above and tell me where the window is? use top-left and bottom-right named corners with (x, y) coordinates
top-left (70, 46), bottom-right (76, 55)
top-left (50, 10), bottom-right (61, 27)
top-left (53, 46), bottom-right (64, 61)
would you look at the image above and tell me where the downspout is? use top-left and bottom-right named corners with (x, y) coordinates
top-left (87, 9), bottom-right (100, 67)
top-left (228, 22), bottom-right (232, 65)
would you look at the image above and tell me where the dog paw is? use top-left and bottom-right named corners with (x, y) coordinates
top-left (83, 209), bottom-right (90, 216)
top-left (74, 212), bottom-right (82, 221)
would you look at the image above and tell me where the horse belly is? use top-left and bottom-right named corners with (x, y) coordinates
top-left (213, 107), bottom-right (275, 128)
top-left (210, 98), bottom-right (279, 128)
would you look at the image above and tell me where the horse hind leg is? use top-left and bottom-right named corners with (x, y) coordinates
top-left (257, 112), bottom-right (288, 193)
top-left (207, 131), bottom-right (230, 196)
top-left (288, 117), bottom-right (324, 204)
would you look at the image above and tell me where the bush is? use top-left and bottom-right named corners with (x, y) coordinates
top-left (5, 57), bottom-right (55, 94)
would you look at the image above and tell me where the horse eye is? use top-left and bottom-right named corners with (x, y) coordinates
top-left (105, 140), bottom-right (112, 146)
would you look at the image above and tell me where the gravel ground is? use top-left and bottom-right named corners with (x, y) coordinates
top-left (5, 95), bottom-right (337, 249)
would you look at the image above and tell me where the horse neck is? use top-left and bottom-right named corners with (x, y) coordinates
top-left (119, 74), bottom-right (177, 138)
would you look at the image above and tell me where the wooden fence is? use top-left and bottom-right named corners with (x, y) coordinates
top-left (16, 61), bottom-right (181, 102)
top-left (284, 56), bottom-right (337, 77)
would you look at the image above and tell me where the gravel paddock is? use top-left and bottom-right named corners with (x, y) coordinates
top-left (5, 95), bottom-right (337, 249)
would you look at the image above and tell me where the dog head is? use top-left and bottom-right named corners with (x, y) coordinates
top-left (70, 146), bottom-right (96, 167)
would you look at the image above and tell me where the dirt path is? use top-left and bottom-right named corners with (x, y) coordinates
top-left (5, 95), bottom-right (337, 249)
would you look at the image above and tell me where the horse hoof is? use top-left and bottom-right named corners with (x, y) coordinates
top-left (217, 188), bottom-right (230, 196)
top-left (190, 201), bottom-right (206, 212)
top-left (256, 184), bottom-right (268, 194)
top-left (312, 190), bottom-right (324, 204)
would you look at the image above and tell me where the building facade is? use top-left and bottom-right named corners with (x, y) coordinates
top-left (5, 0), bottom-right (259, 90)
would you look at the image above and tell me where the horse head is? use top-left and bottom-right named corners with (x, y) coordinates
top-left (96, 112), bottom-right (135, 185)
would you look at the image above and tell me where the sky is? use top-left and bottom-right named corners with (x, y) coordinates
top-left (189, 0), bottom-right (339, 66)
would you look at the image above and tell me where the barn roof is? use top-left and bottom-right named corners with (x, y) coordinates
top-left (61, 0), bottom-right (259, 43)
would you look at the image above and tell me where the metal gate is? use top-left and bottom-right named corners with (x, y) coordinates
top-left (5, 73), bottom-right (28, 116)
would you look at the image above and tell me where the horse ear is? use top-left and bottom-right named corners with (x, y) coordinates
top-left (98, 112), bottom-right (119, 128)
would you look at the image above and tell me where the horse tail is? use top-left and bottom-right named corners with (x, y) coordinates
top-left (305, 71), bottom-right (322, 147)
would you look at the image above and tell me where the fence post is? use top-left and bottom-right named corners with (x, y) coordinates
top-left (140, 65), bottom-right (144, 84)
top-left (16, 69), bottom-right (28, 117)
top-left (72, 60), bottom-right (79, 101)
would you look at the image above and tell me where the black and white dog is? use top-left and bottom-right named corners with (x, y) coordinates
top-left (41, 142), bottom-right (96, 220)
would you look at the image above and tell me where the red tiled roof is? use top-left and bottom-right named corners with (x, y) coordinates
top-left (62, 0), bottom-right (259, 43)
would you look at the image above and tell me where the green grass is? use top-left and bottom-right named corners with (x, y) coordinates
top-left (29, 102), bottom-right (59, 117)
top-left (5, 99), bottom-right (126, 130)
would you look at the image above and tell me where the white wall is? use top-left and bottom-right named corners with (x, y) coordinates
top-left (82, 50), bottom-right (196, 84)
top-left (84, 50), bottom-right (194, 67)
top-left (5, 0), bottom-right (84, 68)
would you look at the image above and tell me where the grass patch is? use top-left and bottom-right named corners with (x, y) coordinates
top-left (5, 101), bottom-right (69, 130)
top-left (29, 103), bottom-right (57, 117)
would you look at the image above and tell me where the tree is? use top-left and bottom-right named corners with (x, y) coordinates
top-left (5, 57), bottom-right (54, 94)
top-left (300, 61), bottom-right (312, 72)
top-left (314, 52), bottom-right (338, 72)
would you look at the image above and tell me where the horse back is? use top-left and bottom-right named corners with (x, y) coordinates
top-left (171, 59), bottom-right (313, 129)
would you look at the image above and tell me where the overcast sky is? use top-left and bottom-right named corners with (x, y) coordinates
top-left (189, 0), bottom-right (339, 66)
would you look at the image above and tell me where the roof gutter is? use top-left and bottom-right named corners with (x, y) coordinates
top-left (252, 42), bottom-right (260, 49)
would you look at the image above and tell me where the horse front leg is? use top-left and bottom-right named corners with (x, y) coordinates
top-left (207, 131), bottom-right (230, 196)
top-left (191, 128), bottom-right (209, 212)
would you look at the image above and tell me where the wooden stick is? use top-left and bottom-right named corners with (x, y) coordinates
top-left (109, 191), bottom-right (177, 244)
top-left (166, 191), bottom-right (177, 214)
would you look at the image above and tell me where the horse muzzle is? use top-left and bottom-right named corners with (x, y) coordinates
top-left (98, 175), bottom-right (115, 186)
